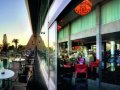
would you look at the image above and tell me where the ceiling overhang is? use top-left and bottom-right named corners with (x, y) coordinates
top-left (26, 0), bottom-right (106, 36)
top-left (26, 0), bottom-right (53, 36)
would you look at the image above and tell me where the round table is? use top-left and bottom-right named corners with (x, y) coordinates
top-left (0, 69), bottom-right (15, 79)
top-left (14, 58), bottom-right (25, 62)
top-left (0, 69), bottom-right (15, 88)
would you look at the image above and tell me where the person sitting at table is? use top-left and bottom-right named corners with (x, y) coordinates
top-left (77, 55), bottom-right (85, 64)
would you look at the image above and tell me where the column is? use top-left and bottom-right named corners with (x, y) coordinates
top-left (68, 23), bottom-right (72, 55)
top-left (110, 41), bottom-right (115, 57)
top-left (116, 44), bottom-right (118, 50)
top-left (96, 5), bottom-right (102, 87)
top-left (110, 41), bottom-right (115, 71)
top-left (103, 42), bottom-right (107, 69)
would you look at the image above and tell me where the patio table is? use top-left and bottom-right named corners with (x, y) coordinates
top-left (0, 69), bottom-right (15, 88)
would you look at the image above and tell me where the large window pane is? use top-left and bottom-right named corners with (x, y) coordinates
top-left (39, 17), bottom-right (49, 73)
top-left (49, 21), bottom-right (57, 84)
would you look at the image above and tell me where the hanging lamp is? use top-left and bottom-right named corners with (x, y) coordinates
top-left (74, 0), bottom-right (92, 16)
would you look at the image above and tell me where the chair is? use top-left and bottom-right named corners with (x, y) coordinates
top-left (75, 64), bottom-right (88, 79)
top-left (62, 73), bottom-right (73, 89)
top-left (90, 59), bottom-right (100, 72)
top-left (63, 62), bottom-right (72, 68)
top-left (18, 73), bottom-right (28, 83)
top-left (108, 57), bottom-right (115, 71)
top-left (2, 58), bottom-right (9, 69)
top-left (12, 83), bottom-right (27, 90)
top-left (63, 62), bottom-right (73, 74)
top-left (116, 56), bottom-right (120, 66)
top-left (18, 67), bottom-right (29, 83)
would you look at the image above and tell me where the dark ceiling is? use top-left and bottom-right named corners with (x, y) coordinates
top-left (26, 0), bottom-right (84, 36)
top-left (71, 31), bottom-right (120, 45)
top-left (26, 0), bottom-right (53, 36)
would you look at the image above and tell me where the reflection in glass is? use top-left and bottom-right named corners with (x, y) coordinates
top-left (49, 22), bottom-right (56, 83)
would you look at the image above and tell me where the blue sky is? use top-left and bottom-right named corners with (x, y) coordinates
top-left (0, 0), bottom-right (32, 45)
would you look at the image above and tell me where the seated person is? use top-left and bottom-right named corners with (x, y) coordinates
top-left (77, 55), bottom-right (85, 64)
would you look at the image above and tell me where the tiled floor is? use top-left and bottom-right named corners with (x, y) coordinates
top-left (58, 66), bottom-right (120, 90)
top-left (88, 79), bottom-right (120, 90)
top-left (58, 77), bottom-right (120, 90)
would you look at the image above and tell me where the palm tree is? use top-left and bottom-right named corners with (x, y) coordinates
top-left (12, 39), bottom-right (19, 49)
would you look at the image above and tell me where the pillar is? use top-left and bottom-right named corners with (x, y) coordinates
top-left (68, 24), bottom-right (72, 54)
top-left (103, 42), bottom-right (107, 69)
top-left (96, 5), bottom-right (102, 87)
top-left (110, 41), bottom-right (115, 57)
top-left (110, 41), bottom-right (115, 71)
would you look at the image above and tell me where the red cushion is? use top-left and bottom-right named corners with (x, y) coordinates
top-left (64, 64), bottom-right (71, 68)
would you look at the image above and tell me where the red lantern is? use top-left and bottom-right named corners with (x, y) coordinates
top-left (57, 25), bottom-right (62, 31)
top-left (74, 0), bottom-right (92, 16)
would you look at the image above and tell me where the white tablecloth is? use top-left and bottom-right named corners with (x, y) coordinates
top-left (14, 58), bottom-right (25, 62)
top-left (0, 69), bottom-right (15, 79)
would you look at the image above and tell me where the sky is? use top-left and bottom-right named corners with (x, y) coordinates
top-left (0, 0), bottom-right (32, 45)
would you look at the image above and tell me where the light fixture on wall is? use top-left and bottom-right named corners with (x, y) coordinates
top-left (40, 32), bottom-right (45, 34)
top-left (74, 0), bottom-right (92, 16)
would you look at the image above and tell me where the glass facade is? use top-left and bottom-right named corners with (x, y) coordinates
top-left (39, 16), bottom-right (57, 89)
top-left (38, 0), bottom-right (120, 90)
top-left (38, 16), bottom-right (49, 88)
top-left (39, 17), bottom-right (49, 73)
top-left (48, 22), bottom-right (57, 84)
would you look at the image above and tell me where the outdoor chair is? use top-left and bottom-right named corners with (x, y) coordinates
top-left (18, 73), bottom-right (28, 83)
top-left (75, 64), bottom-right (88, 79)
top-left (18, 66), bottom-right (29, 83)
top-left (12, 83), bottom-right (27, 90)
top-left (2, 58), bottom-right (9, 69)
